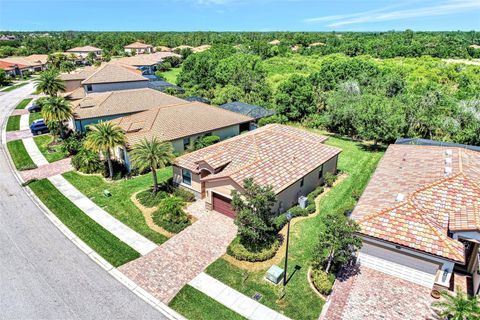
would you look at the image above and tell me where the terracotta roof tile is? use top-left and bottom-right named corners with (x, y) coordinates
top-left (124, 42), bottom-right (153, 49)
top-left (81, 63), bottom-right (147, 85)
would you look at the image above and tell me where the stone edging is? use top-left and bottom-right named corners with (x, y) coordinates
top-left (307, 266), bottom-right (328, 300)
top-left (1, 90), bottom-right (185, 320)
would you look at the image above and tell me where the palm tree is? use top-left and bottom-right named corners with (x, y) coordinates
top-left (433, 286), bottom-right (480, 320)
top-left (129, 138), bottom-right (174, 193)
top-left (84, 122), bottom-right (126, 179)
top-left (41, 96), bottom-right (72, 139)
top-left (34, 69), bottom-right (66, 96)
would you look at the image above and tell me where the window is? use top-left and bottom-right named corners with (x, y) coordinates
top-left (182, 169), bottom-right (192, 186)
top-left (183, 137), bottom-right (190, 149)
top-left (318, 165), bottom-right (324, 179)
top-left (300, 177), bottom-right (304, 187)
top-left (86, 84), bottom-right (93, 92)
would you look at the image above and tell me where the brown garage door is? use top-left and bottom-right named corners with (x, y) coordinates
top-left (212, 193), bottom-right (235, 218)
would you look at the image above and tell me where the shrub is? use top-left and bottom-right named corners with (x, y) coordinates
top-left (324, 172), bottom-right (337, 187)
top-left (136, 189), bottom-right (169, 208)
top-left (258, 114), bottom-right (288, 127)
top-left (303, 114), bottom-right (327, 129)
top-left (152, 196), bottom-right (191, 233)
top-left (72, 148), bottom-right (103, 174)
top-left (103, 159), bottom-right (128, 180)
top-left (60, 132), bottom-right (84, 155)
top-left (307, 186), bottom-right (324, 203)
top-left (311, 267), bottom-right (335, 295)
top-left (191, 135), bottom-right (221, 150)
top-left (163, 56), bottom-right (182, 68)
top-left (157, 61), bottom-right (172, 72)
top-left (173, 188), bottom-right (196, 202)
top-left (227, 235), bottom-right (281, 262)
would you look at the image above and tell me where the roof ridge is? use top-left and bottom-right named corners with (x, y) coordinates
top-left (81, 64), bottom-right (105, 84)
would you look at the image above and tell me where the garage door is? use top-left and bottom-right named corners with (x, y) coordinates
top-left (358, 243), bottom-right (439, 288)
top-left (212, 193), bottom-right (235, 218)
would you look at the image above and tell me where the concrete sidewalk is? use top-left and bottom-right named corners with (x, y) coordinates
top-left (48, 174), bottom-right (157, 256)
top-left (23, 137), bottom-right (48, 166)
top-left (189, 272), bottom-right (291, 320)
top-left (19, 112), bottom-right (29, 131)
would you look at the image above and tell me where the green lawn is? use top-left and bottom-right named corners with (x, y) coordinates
top-left (0, 82), bottom-right (28, 92)
top-left (62, 168), bottom-right (173, 244)
top-left (169, 285), bottom-right (246, 320)
top-left (160, 67), bottom-right (182, 84)
top-left (33, 134), bottom-right (66, 163)
top-left (29, 179), bottom-right (140, 266)
top-left (29, 111), bottom-right (43, 125)
top-left (6, 115), bottom-right (20, 132)
top-left (202, 132), bottom-right (384, 320)
top-left (6, 140), bottom-right (37, 171)
top-left (15, 98), bottom-right (33, 109)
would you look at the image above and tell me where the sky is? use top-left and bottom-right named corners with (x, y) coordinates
top-left (0, 0), bottom-right (479, 31)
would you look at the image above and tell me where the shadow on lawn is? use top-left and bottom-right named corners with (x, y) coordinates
top-left (285, 265), bottom-right (302, 286)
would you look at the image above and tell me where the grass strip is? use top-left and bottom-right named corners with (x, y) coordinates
top-left (33, 134), bottom-right (66, 163)
top-left (15, 98), bottom-right (33, 109)
top-left (6, 115), bottom-right (20, 132)
top-left (29, 179), bottom-right (140, 266)
top-left (1, 82), bottom-right (28, 92)
top-left (29, 111), bottom-right (43, 125)
top-left (6, 140), bottom-right (37, 171)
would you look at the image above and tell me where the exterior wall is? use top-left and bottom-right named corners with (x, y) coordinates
top-left (74, 113), bottom-right (133, 132)
top-left (204, 179), bottom-right (238, 209)
top-left (64, 79), bottom-right (83, 92)
top-left (172, 166), bottom-right (202, 198)
top-left (84, 80), bottom-right (148, 93)
top-left (473, 250), bottom-right (480, 295)
top-left (125, 48), bottom-right (153, 54)
top-left (170, 125), bottom-right (241, 153)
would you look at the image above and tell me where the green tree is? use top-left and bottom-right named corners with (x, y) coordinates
top-left (275, 74), bottom-right (316, 121)
top-left (34, 69), bottom-right (65, 96)
top-left (129, 138), bottom-right (174, 193)
top-left (59, 60), bottom-right (76, 73)
top-left (231, 178), bottom-right (276, 250)
top-left (84, 122), bottom-right (126, 179)
top-left (314, 212), bottom-right (362, 273)
top-left (86, 51), bottom-right (97, 65)
top-left (41, 96), bottom-right (72, 139)
top-left (47, 53), bottom-right (68, 69)
top-left (433, 287), bottom-right (480, 320)
top-left (0, 69), bottom-right (10, 86)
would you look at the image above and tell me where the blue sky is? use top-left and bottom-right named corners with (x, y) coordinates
top-left (0, 0), bottom-right (479, 31)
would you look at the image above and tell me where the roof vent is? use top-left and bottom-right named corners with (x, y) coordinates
top-left (395, 193), bottom-right (405, 202)
top-left (445, 157), bottom-right (452, 165)
top-left (445, 149), bottom-right (453, 156)
top-left (445, 167), bottom-right (452, 175)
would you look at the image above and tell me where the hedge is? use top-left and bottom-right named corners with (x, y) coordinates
top-left (227, 235), bottom-right (282, 262)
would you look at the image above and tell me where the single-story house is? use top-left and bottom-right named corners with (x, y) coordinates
top-left (0, 60), bottom-right (29, 76)
top-left (0, 54), bottom-right (48, 73)
top-left (109, 101), bottom-right (254, 169)
top-left (219, 101), bottom-right (275, 128)
top-left (110, 52), bottom-right (180, 75)
top-left (124, 42), bottom-right (154, 55)
top-left (70, 87), bottom-right (186, 131)
top-left (66, 46), bottom-right (103, 59)
top-left (60, 65), bottom-right (98, 94)
top-left (174, 124), bottom-right (341, 217)
top-left (80, 63), bottom-right (149, 93)
top-left (351, 144), bottom-right (480, 295)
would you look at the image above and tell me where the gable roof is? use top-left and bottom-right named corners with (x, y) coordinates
top-left (110, 52), bottom-right (180, 67)
top-left (219, 101), bottom-right (275, 120)
top-left (67, 46), bottom-right (102, 52)
top-left (175, 125), bottom-right (341, 194)
top-left (0, 54), bottom-right (48, 67)
top-left (352, 144), bottom-right (480, 262)
top-left (0, 60), bottom-right (29, 70)
top-left (60, 65), bottom-right (98, 81)
top-left (125, 42), bottom-right (153, 49)
top-left (72, 87), bottom-right (186, 120)
top-left (110, 102), bottom-right (253, 146)
top-left (81, 63), bottom-right (148, 85)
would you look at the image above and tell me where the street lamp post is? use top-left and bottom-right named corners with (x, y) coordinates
top-left (283, 212), bottom-right (292, 286)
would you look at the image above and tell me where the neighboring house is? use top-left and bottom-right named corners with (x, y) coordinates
top-left (60, 65), bottom-right (98, 94)
top-left (219, 101), bottom-right (275, 128)
top-left (0, 60), bottom-right (29, 76)
top-left (109, 101), bottom-right (254, 168)
top-left (70, 87), bottom-right (186, 131)
top-left (0, 35), bottom-right (16, 41)
top-left (0, 54), bottom-right (48, 72)
top-left (268, 39), bottom-right (281, 45)
top-left (156, 46), bottom-right (172, 52)
top-left (192, 45), bottom-right (211, 53)
top-left (81, 63), bottom-right (149, 93)
top-left (124, 42), bottom-right (154, 55)
top-left (66, 46), bottom-right (103, 59)
top-left (174, 124), bottom-right (341, 217)
top-left (172, 45), bottom-right (194, 52)
top-left (110, 52), bottom-right (180, 75)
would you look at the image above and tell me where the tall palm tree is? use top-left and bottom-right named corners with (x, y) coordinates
top-left (34, 69), bottom-right (65, 96)
top-left (433, 286), bottom-right (480, 320)
top-left (41, 96), bottom-right (72, 139)
top-left (84, 122), bottom-right (126, 179)
top-left (129, 138), bottom-right (174, 193)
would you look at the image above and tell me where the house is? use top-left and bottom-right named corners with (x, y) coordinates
top-left (70, 87), bottom-right (186, 131)
top-left (60, 65), bottom-right (98, 94)
top-left (124, 42), bottom-right (154, 55)
top-left (0, 60), bottom-right (29, 76)
top-left (0, 35), bottom-right (16, 41)
top-left (80, 63), bottom-right (149, 93)
top-left (268, 39), bottom-right (281, 45)
top-left (219, 101), bottom-right (275, 128)
top-left (0, 54), bottom-right (48, 72)
top-left (110, 52), bottom-right (180, 75)
top-left (173, 45), bottom-right (194, 52)
top-left (192, 45), bottom-right (211, 53)
top-left (66, 46), bottom-right (103, 59)
top-left (173, 124), bottom-right (341, 217)
top-left (109, 101), bottom-right (254, 168)
top-left (156, 46), bottom-right (172, 52)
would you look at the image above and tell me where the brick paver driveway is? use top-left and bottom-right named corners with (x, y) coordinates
top-left (119, 210), bottom-right (237, 303)
top-left (20, 158), bottom-right (73, 181)
top-left (6, 129), bottom-right (34, 141)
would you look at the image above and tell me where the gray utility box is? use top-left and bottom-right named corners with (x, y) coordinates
top-left (298, 196), bottom-right (308, 209)
top-left (265, 265), bottom-right (284, 284)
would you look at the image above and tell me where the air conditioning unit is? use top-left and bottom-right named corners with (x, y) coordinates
top-left (298, 196), bottom-right (308, 209)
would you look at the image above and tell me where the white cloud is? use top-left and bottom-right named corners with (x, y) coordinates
top-left (305, 0), bottom-right (480, 28)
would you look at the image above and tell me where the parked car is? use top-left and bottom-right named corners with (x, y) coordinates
top-left (30, 119), bottom-right (49, 135)
top-left (28, 104), bottom-right (42, 113)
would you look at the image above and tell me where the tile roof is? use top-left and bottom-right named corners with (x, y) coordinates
top-left (63, 86), bottom-right (86, 100)
top-left (72, 87), bottom-right (186, 120)
top-left (66, 46), bottom-right (102, 52)
top-left (1, 54), bottom-right (48, 67)
top-left (125, 42), bottom-right (153, 49)
top-left (110, 102), bottom-right (252, 146)
top-left (60, 65), bottom-right (98, 81)
top-left (175, 125), bottom-right (341, 193)
top-left (110, 52), bottom-right (180, 67)
top-left (0, 60), bottom-right (29, 70)
top-left (219, 101), bottom-right (275, 120)
top-left (352, 144), bottom-right (480, 262)
top-left (81, 63), bottom-right (148, 85)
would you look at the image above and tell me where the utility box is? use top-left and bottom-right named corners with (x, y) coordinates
top-left (298, 196), bottom-right (308, 209)
top-left (265, 265), bottom-right (284, 285)
top-left (103, 189), bottom-right (112, 197)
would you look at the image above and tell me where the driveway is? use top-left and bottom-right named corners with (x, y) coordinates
top-left (0, 83), bottom-right (167, 319)
top-left (120, 210), bottom-right (237, 303)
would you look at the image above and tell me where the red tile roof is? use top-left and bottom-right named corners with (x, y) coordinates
top-left (0, 60), bottom-right (29, 70)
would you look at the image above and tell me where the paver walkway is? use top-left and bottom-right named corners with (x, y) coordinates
top-left (6, 129), bottom-right (34, 141)
top-left (48, 174), bottom-right (157, 256)
top-left (20, 158), bottom-right (73, 181)
top-left (119, 211), bottom-right (237, 303)
top-left (11, 109), bottom-right (29, 116)
top-left (19, 112), bottom-right (29, 131)
top-left (190, 272), bottom-right (290, 320)
top-left (23, 137), bottom-right (48, 166)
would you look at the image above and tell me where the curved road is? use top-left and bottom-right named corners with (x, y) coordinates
top-left (0, 83), bottom-right (167, 319)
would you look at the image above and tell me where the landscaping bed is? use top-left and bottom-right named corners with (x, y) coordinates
top-left (6, 115), bottom-right (20, 132)
top-left (15, 98), bottom-right (33, 109)
top-left (33, 134), bottom-right (67, 163)
top-left (7, 140), bottom-right (37, 171)
top-left (29, 111), bottom-right (43, 125)
top-left (29, 179), bottom-right (140, 266)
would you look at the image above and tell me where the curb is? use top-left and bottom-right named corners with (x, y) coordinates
top-left (1, 87), bottom-right (185, 320)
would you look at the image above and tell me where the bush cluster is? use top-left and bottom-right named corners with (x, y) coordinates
top-left (71, 148), bottom-right (103, 174)
top-left (310, 267), bottom-right (335, 295)
top-left (152, 196), bottom-right (191, 233)
top-left (173, 188), bottom-right (196, 202)
top-left (136, 189), bottom-right (169, 208)
top-left (227, 235), bottom-right (281, 262)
